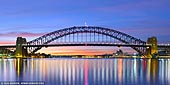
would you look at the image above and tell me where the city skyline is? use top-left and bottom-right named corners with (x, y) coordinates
top-left (0, 0), bottom-right (170, 55)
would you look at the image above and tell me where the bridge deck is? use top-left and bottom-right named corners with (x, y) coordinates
top-left (0, 44), bottom-right (170, 48)
top-left (23, 43), bottom-right (151, 47)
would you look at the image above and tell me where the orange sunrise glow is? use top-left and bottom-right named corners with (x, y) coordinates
top-left (37, 46), bottom-right (136, 55)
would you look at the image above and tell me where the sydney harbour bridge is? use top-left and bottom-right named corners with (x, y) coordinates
top-left (0, 26), bottom-right (170, 58)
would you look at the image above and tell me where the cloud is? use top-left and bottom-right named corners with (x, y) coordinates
top-left (0, 41), bottom-right (15, 45)
top-left (49, 50), bottom-right (114, 55)
top-left (1, 25), bottom-right (60, 32)
top-left (51, 51), bottom-right (108, 55)
top-left (0, 32), bottom-right (45, 37)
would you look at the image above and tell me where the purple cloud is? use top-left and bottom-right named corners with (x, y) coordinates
top-left (0, 32), bottom-right (45, 37)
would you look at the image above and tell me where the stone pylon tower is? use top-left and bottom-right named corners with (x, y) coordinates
top-left (15, 37), bottom-right (27, 58)
top-left (146, 36), bottom-right (158, 58)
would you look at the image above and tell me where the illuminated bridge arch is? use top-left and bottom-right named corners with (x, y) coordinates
top-left (27, 26), bottom-right (146, 54)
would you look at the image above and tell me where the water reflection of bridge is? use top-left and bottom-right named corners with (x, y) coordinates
top-left (0, 26), bottom-right (170, 58)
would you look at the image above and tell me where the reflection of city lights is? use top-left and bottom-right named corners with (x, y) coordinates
top-left (72, 60), bottom-right (76, 85)
top-left (81, 62), bottom-right (84, 84)
top-left (147, 59), bottom-right (151, 82)
top-left (110, 60), bottom-right (113, 83)
top-left (133, 59), bottom-right (137, 83)
top-left (114, 59), bottom-right (118, 83)
top-left (64, 59), bottom-right (67, 84)
top-left (133, 59), bottom-right (137, 69)
top-left (93, 62), bottom-right (96, 83)
top-left (9, 60), bottom-right (13, 80)
top-left (4, 60), bottom-right (7, 80)
top-left (59, 60), bottom-right (63, 84)
top-left (106, 61), bottom-right (109, 84)
top-left (168, 61), bottom-right (170, 84)
top-left (158, 59), bottom-right (162, 82)
top-left (17, 58), bottom-right (21, 77)
top-left (102, 60), bottom-right (105, 85)
top-left (118, 59), bottom-right (123, 83)
top-left (84, 60), bottom-right (88, 85)
top-left (1, 58), bottom-right (170, 84)
top-left (97, 60), bottom-right (101, 83)
top-left (68, 60), bottom-right (71, 84)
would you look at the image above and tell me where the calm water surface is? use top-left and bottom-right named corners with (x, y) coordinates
top-left (0, 58), bottom-right (170, 85)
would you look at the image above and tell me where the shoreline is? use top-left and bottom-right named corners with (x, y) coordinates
top-left (1, 56), bottom-right (170, 59)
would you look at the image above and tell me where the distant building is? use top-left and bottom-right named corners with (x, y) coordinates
top-left (116, 49), bottom-right (123, 56)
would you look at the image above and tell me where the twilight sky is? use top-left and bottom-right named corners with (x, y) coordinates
top-left (0, 0), bottom-right (170, 55)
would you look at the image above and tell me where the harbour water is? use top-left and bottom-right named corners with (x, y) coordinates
top-left (0, 58), bottom-right (170, 85)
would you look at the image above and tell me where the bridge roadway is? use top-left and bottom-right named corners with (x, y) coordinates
top-left (0, 43), bottom-right (170, 49)
top-left (23, 43), bottom-right (151, 47)
top-left (1, 43), bottom-right (170, 48)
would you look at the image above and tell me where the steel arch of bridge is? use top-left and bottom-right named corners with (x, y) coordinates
top-left (27, 26), bottom-right (146, 54)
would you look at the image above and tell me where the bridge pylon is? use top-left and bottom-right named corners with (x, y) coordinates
top-left (146, 36), bottom-right (158, 58)
top-left (15, 37), bottom-right (28, 58)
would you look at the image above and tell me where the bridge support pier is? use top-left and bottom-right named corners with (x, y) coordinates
top-left (146, 36), bottom-right (158, 58)
top-left (15, 37), bottom-right (28, 58)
